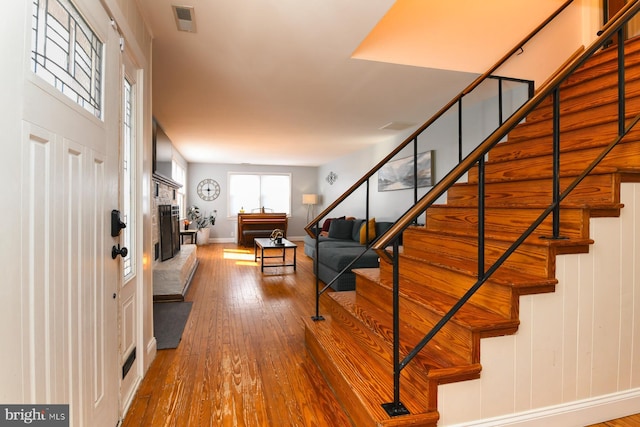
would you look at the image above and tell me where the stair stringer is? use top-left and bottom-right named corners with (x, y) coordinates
top-left (436, 183), bottom-right (640, 426)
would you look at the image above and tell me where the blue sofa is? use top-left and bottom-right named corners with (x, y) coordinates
top-left (303, 218), bottom-right (394, 291)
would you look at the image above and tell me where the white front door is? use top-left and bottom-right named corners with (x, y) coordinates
top-left (18, 0), bottom-right (121, 425)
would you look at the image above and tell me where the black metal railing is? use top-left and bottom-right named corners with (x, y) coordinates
top-left (304, 0), bottom-right (571, 320)
top-left (304, 0), bottom-right (640, 417)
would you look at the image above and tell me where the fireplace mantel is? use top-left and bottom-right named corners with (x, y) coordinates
top-left (153, 172), bottom-right (182, 190)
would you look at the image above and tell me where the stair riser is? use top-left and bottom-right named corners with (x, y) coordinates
top-left (468, 139), bottom-right (640, 183)
top-left (356, 275), bottom-right (476, 364)
top-left (304, 326), bottom-right (381, 426)
top-left (447, 173), bottom-right (620, 207)
top-left (327, 293), bottom-right (448, 387)
top-left (377, 256), bottom-right (516, 319)
top-left (426, 206), bottom-right (590, 239)
top-left (402, 231), bottom-right (554, 277)
top-left (305, 314), bottom-right (443, 419)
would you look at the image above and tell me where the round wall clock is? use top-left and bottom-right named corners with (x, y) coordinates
top-left (197, 178), bottom-right (220, 201)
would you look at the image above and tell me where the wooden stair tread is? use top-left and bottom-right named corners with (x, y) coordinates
top-left (467, 144), bottom-right (640, 183)
top-left (491, 126), bottom-right (640, 163)
top-left (426, 204), bottom-right (591, 239)
top-left (447, 173), bottom-right (624, 207)
top-left (428, 201), bottom-right (623, 211)
top-left (399, 227), bottom-right (591, 279)
top-left (303, 315), bottom-right (442, 426)
top-left (405, 227), bottom-right (594, 250)
top-left (492, 121), bottom-right (622, 161)
top-left (329, 291), bottom-right (480, 374)
top-left (372, 249), bottom-right (558, 292)
top-left (354, 268), bottom-right (520, 333)
top-left (554, 37), bottom-right (640, 89)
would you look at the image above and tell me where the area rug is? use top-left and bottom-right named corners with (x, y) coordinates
top-left (153, 301), bottom-right (193, 349)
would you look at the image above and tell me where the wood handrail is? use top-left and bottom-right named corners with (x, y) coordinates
top-left (304, 0), bottom-right (575, 239)
top-left (372, 0), bottom-right (640, 260)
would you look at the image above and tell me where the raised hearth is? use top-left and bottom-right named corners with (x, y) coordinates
top-left (153, 244), bottom-right (198, 302)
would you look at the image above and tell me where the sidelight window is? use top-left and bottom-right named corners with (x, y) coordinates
top-left (122, 77), bottom-right (134, 280)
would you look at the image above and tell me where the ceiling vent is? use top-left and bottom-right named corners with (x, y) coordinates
top-left (172, 5), bottom-right (196, 33)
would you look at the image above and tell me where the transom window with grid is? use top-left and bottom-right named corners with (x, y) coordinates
top-left (31, 0), bottom-right (104, 119)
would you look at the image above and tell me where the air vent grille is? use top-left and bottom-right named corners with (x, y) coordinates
top-left (172, 5), bottom-right (196, 33)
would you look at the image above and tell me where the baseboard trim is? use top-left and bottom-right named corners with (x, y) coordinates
top-left (450, 388), bottom-right (640, 426)
top-left (146, 337), bottom-right (157, 366)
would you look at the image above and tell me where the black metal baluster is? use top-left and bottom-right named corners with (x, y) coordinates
top-left (382, 239), bottom-right (409, 417)
top-left (618, 28), bottom-right (625, 136)
top-left (458, 98), bottom-right (463, 162)
top-left (478, 156), bottom-right (486, 279)
top-left (552, 87), bottom-right (561, 238)
top-left (312, 219), bottom-right (324, 321)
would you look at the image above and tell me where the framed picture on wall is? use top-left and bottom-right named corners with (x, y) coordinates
top-left (378, 151), bottom-right (433, 192)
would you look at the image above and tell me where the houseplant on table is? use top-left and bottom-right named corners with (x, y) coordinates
top-left (186, 206), bottom-right (217, 245)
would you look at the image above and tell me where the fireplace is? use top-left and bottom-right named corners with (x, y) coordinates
top-left (159, 204), bottom-right (180, 261)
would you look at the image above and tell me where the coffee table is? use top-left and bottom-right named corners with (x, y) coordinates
top-left (254, 237), bottom-right (297, 272)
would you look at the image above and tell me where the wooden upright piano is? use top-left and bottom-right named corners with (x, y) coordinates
top-left (237, 212), bottom-right (288, 246)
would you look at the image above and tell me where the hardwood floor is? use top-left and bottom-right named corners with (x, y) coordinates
top-left (123, 242), bottom-right (638, 426)
top-left (123, 242), bottom-right (352, 426)
top-left (587, 414), bottom-right (640, 427)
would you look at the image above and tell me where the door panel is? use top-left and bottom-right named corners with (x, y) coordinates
top-left (20, 0), bottom-right (120, 425)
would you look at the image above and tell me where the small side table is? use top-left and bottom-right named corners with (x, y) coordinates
top-left (180, 230), bottom-right (197, 244)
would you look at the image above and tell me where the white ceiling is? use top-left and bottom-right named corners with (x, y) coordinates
top-left (135, 0), bottom-right (566, 167)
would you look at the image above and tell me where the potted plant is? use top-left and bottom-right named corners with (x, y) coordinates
top-left (187, 206), bottom-right (217, 245)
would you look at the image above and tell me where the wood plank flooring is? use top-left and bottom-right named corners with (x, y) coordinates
top-left (123, 242), bottom-right (351, 426)
top-left (122, 242), bottom-right (639, 426)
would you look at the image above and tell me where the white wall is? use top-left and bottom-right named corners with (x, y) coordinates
top-left (187, 162), bottom-right (319, 242)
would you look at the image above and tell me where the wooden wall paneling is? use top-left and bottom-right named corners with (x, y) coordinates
top-left (513, 296), bottom-right (534, 413)
top-left (558, 253), bottom-right (581, 402)
top-left (576, 235), bottom-right (596, 401)
top-left (591, 216), bottom-right (623, 395)
top-left (478, 335), bottom-right (516, 418)
top-left (530, 292), bottom-right (565, 408)
top-left (618, 184), bottom-right (639, 390)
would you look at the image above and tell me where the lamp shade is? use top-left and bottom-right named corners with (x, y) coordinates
top-left (302, 193), bottom-right (318, 205)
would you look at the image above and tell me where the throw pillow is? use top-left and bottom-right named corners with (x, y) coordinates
top-left (321, 216), bottom-right (345, 232)
top-left (328, 219), bottom-right (354, 240)
top-left (359, 218), bottom-right (376, 244)
top-left (351, 219), bottom-right (364, 241)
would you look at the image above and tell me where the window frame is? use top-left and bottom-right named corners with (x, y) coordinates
top-left (227, 172), bottom-right (292, 218)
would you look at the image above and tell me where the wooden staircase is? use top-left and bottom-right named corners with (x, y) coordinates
top-left (304, 37), bottom-right (640, 427)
